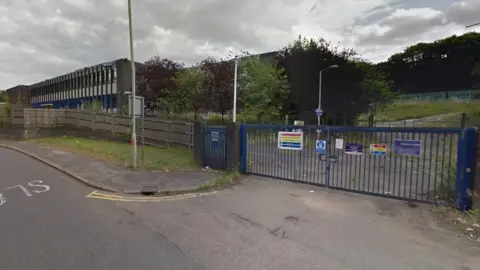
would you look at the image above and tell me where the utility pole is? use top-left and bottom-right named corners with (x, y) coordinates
top-left (127, 0), bottom-right (137, 170)
top-left (233, 57), bottom-right (238, 122)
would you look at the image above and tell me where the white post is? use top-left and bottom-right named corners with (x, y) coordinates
top-left (127, 0), bottom-right (137, 170)
top-left (233, 57), bottom-right (238, 122)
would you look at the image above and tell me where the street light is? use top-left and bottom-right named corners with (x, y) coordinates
top-left (466, 22), bottom-right (480, 28)
top-left (127, 0), bottom-right (137, 170)
top-left (317, 64), bottom-right (338, 126)
top-left (233, 56), bottom-right (238, 122)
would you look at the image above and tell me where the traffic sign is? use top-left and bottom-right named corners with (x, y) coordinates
top-left (316, 140), bottom-right (326, 154)
top-left (315, 108), bottom-right (323, 117)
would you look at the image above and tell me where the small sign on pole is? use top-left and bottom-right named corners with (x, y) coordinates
top-left (128, 95), bottom-right (144, 118)
top-left (315, 108), bottom-right (323, 117)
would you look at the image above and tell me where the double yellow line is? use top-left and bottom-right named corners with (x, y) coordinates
top-left (86, 190), bottom-right (216, 202)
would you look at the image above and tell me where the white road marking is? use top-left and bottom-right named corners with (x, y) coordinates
top-left (28, 181), bottom-right (51, 193)
top-left (0, 181), bottom-right (51, 208)
top-left (5, 185), bottom-right (32, 197)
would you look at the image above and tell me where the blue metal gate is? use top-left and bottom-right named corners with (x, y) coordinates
top-left (204, 126), bottom-right (227, 170)
top-left (240, 124), bottom-right (476, 210)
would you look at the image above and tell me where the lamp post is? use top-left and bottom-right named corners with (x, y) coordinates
top-left (127, 0), bottom-right (137, 170)
top-left (466, 22), bottom-right (480, 28)
top-left (233, 56), bottom-right (238, 122)
top-left (317, 64), bottom-right (338, 126)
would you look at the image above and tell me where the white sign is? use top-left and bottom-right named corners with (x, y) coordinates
top-left (335, 138), bottom-right (344, 149)
top-left (128, 95), bottom-right (144, 118)
top-left (315, 108), bottom-right (323, 117)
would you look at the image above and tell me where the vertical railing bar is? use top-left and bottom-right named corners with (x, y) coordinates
top-left (398, 131), bottom-right (405, 199)
top-left (433, 133), bottom-right (441, 201)
top-left (417, 132), bottom-right (426, 201)
top-left (362, 130), bottom-right (368, 192)
top-left (386, 131), bottom-right (392, 196)
top-left (353, 131), bottom-right (359, 191)
top-left (440, 133), bottom-right (448, 201)
top-left (446, 133), bottom-right (454, 202)
top-left (392, 132), bottom-right (398, 197)
top-left (427, 132), bottom-right (434, 201)
top-left (376, 131), bottom-right (383, 195)
top-left (408, 132), bottom-right (415, 200)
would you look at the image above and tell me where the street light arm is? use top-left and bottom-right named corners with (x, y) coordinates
top-left (466, 22), bottom-right (480, 28)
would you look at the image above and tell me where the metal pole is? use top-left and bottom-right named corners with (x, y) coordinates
top-left (233, 57), bottom-right (238, 122)
top-left (317, 70), bottom-right (322, 126)
top-left (128, 0), bottom-right (137, 170)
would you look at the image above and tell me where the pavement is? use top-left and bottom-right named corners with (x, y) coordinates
top-left (0, 148), bottom-right (203, 270)
top-left (0, 140), bottom-right (221, 194)
top-left (117, 176), bottom-right (480, 270)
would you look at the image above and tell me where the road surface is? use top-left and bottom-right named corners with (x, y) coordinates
top-left (0, 148), bottom-right (202, 270)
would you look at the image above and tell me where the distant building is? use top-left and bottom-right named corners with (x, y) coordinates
top-left (6, 85), bottom-right (30, 107)
top-left (16, 58), bottom-right (143, 112)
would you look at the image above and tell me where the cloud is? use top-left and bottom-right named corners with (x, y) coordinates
top-left (0, 0), bottom-right (479, 89)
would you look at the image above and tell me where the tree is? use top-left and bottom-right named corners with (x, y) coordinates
top-left (238, 53), bottom-right (290, 122)
top-left (0, 90), bottom-right (7, 103)
top-left (356, 62), bottom-right (394, 112)
top-left (172, 67), bottom-right (207, 119)
top-left (379, 32), bottom-right (480, 94)
top-left (136, 56), bottom-right (184, 115)
top-left (276, 36), bottom-right (369, 122)
top-left (200, 57), bottom-right (234, 120)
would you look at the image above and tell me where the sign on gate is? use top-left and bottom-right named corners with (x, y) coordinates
top-left (370, 144), bottom-right (387, 156)
top-left (393, 139), bottom-right (421, 156)
top-left (316, 140), bottom-right (326, 154)
top-left (278, 131), bottom-right (303, 150)
top-left (345, 143), bottom-right (363, 155)
top-left (211, 131), bottom-right (219, 142)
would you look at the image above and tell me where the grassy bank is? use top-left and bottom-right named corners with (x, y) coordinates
top-left (359, 101), bottom-right (480, 122)
top-left (33, 136), bottom-right (195, 171)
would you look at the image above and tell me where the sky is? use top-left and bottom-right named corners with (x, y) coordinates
top-left (1, 0), bottom-right (479, 89)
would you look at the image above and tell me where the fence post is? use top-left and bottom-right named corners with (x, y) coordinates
top-left (240, 124), bottom-right (247, 174)
top-left (226, 122), bottom-right (240, 172)
top-left (367, 114), bottom-right (374, 127)
top-left (473, 129), bottom-right (480, 205)
top-left (455, 128), bottom-right (476, 211)
top-left (461, 113), bottom-right (467, 128)
top-left (193, 121), bottom-right (205, 168)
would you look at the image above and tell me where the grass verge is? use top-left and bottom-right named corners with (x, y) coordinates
top-left (33, 136), bottom-right (195, 171)
top-left (358, 100), bottom-right (480, 122)
top-left (432, 204), bottom-right (480, 243)
top-left (155, 172), bottom-right (242, 196)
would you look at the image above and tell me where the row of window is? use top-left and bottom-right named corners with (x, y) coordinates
top-left (31, 83), bottom-right (118, 103)
top-left (30, 68), bottom-right (118, 98)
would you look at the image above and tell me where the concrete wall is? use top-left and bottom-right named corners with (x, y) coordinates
top-left (7, 109), bottom-right (194, 148)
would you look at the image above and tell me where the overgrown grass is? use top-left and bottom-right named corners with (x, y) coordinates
top-left (33, 136), bottom-right (195, 171)
top-left (359, 100), bottom-right (480, 122)
top-left (155, 172), bottom-right (241, 196)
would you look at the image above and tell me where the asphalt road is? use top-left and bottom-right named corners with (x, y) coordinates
top-left (0, 148), bottom-right (203, 270)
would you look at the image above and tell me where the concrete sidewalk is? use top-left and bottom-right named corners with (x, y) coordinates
top-left (0, 140), bottom-right (220, 194)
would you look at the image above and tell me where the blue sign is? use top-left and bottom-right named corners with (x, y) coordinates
top-left (315, 108), bottom-right (323, 117)
top-left (316, 140), bottom-right (326, 154)
top-left (393, 139), bottom-right (421, 156)
top-left (345, 143), bottom-right (363, 155)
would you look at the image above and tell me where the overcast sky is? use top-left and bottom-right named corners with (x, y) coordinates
top-left (1, 0), bottom-right (479, 89)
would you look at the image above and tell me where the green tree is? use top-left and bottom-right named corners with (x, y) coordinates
top-left (356, 62), bottom-right (394, 111)
top-left (0, 90), bottom-right (8, 103)
top-left (238, 54), bottom-right (290, 122)
top-left (173, 67), bottom-right (207, 119)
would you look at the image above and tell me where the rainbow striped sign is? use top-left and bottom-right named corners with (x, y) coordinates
top-left (370, 143), bottom-right (387, 156)
top-left (278, 131), bottom-right (303, 150)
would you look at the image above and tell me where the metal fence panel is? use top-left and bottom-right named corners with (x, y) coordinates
top-left (241, 124), bottom-right (475, 208)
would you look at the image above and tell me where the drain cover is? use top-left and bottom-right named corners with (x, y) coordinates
top-left (141, 186), bottom-right (158, 196)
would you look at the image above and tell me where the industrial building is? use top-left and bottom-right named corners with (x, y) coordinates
top-left (7, 58), bottom-right (142, 112)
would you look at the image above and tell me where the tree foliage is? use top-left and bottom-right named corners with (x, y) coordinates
top-left (173, 67), bottom-right (207, 118)
top-left (378, 32), bottom-right (480, 94)
top-left (238, 54), bottom-right (289, 122)
top-left (200, 57), bottom-right (234, 118)
top-left (276, 36), bottom-right (373, 121)
top-left (356, 62), bottom-right (394, 111)
top-left (0, 90), bottom-right (7, 103)
top-left (136, 56), bottom-right (184, 114)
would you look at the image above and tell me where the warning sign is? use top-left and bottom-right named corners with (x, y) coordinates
top-left (370, 143), bottom-right (387, 156)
